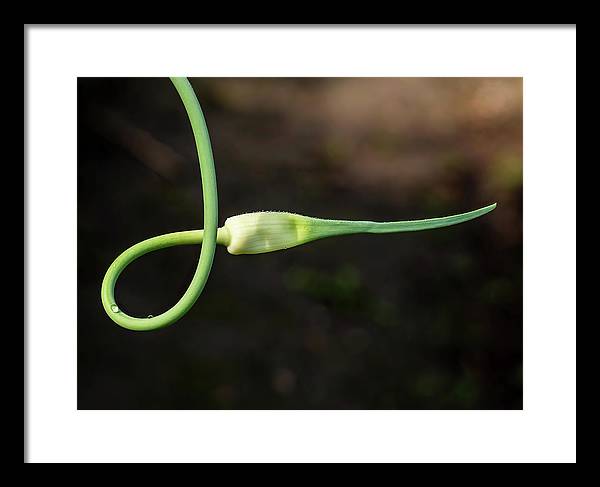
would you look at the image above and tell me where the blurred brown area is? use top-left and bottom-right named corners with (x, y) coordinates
top-left (78, 78), bottom-right (522, 409)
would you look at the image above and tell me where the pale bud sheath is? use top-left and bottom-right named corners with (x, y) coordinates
top-left (218, 204), bottom-right (497, 255)
top-left (218, 212), bottom-right (323, 255)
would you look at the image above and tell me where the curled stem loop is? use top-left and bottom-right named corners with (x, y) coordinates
top-left (101, 77), bottom-right (219, 331)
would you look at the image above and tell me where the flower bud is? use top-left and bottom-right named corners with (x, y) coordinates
top-left (220, 212), bottom-right (319, 255)
top-left (218, 203), bottom-right (497, 256)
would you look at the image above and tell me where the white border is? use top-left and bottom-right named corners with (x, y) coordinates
top-left (26, 26), bottom-right (576, 463)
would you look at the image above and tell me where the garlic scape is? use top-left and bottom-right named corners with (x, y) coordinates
top-left (101, 77), bottom-right (497, 332)
top-left (220, 204), bottom-right (496, 255)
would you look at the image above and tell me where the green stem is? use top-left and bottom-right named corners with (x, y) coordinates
top-left (309, 203), bottom-right (497, 238)
top-left (100, 77), bottom-right (219, 331)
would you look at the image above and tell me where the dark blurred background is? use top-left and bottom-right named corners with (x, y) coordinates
top-left (78, 78), bottom-right (522, 409)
